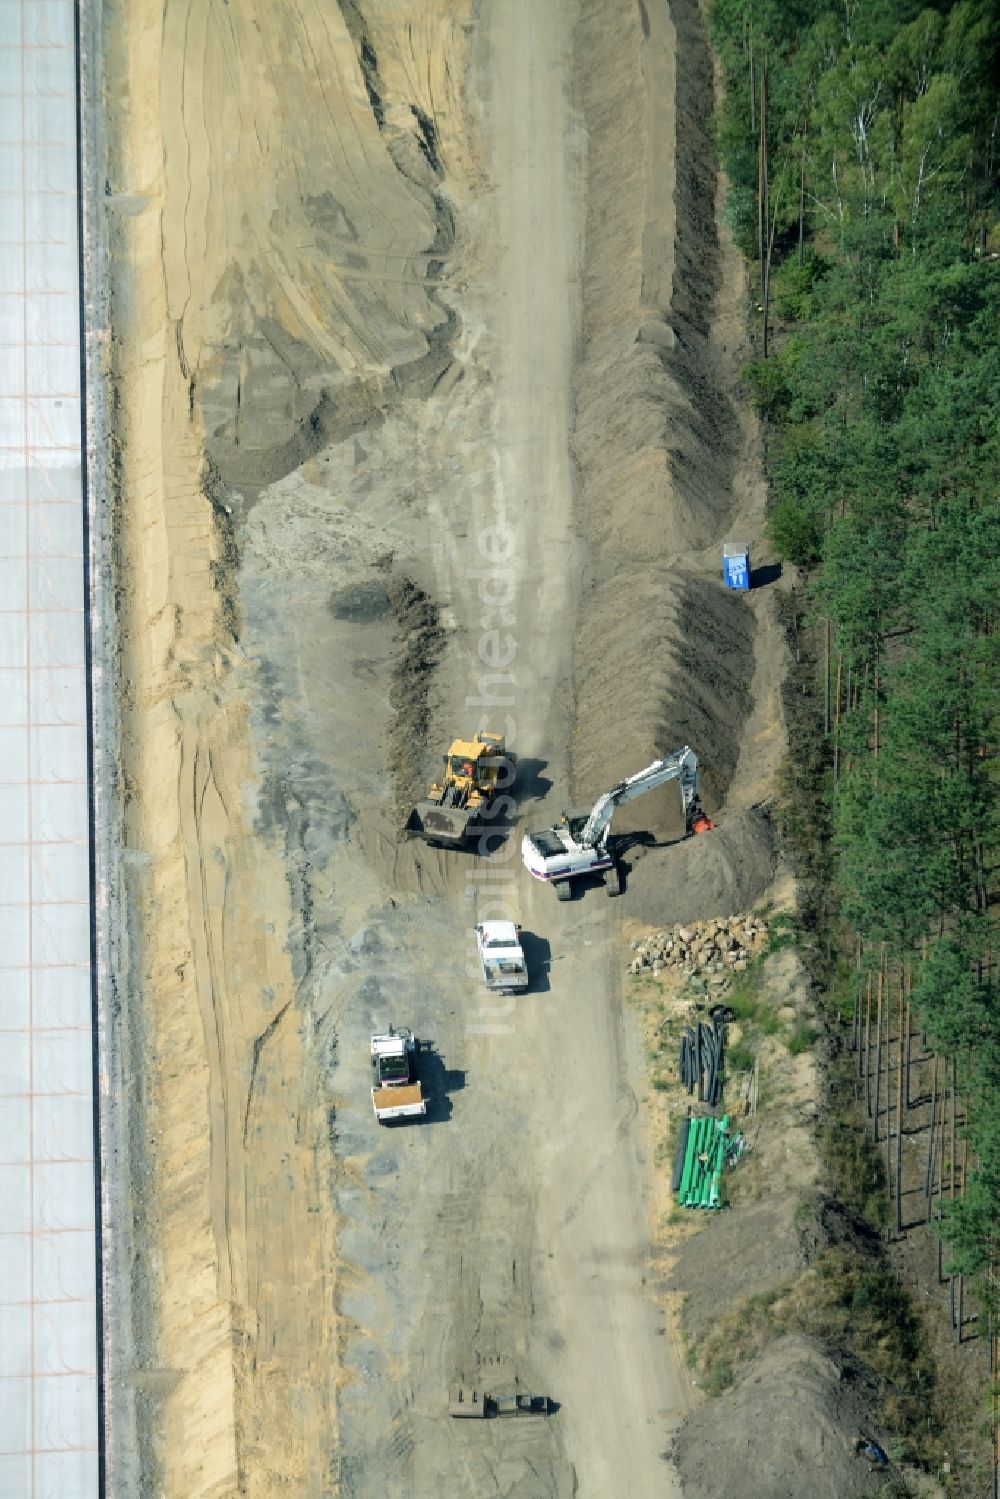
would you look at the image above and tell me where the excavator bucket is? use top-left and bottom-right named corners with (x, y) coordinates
top-left (404, 800), bottom-right (476, 845)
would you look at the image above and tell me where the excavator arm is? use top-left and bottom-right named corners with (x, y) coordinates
top-left (579, 746), bottom-right (711, 848)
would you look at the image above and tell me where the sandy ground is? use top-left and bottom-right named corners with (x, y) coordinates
top-left (92, 0), bottom-right (784, 1494)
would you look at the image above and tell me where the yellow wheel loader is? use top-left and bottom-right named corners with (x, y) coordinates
top-left (404, 731), bottom-right (515, 847)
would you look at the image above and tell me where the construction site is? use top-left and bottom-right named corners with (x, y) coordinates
top-left (3, 0), bottom-right (976, 1494)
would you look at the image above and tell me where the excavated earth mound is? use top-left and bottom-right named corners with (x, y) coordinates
top-left (572, 572), bottom-right (755, 830)
top-left (569, 0), bottom-right (785, 921)
top-left (674, 1335), bottom-right (896, 1499)
top-left (622, 807), bottom-right (779, 926)
top-left (672, 1193), bottom-right (808, 1346)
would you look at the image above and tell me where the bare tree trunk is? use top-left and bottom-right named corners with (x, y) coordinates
top-left (873, 954), bottom-right (884, 1142)
top-left (798, 133), bottom-right (806, 265)
top-left (748, 17), bottom-right (756, 138)
top-left (863, 974), bottom-right (873, 1107)
top-left (950, 1055), bottom-right (958, 1326)
top-left (925, 1055), bottom-right (938, 1223)
top-left (895, 967), bottom-right (905, 1233)
top-left (852, 936), bottom-right (862, 1058)
top-left (833, 655), bottom-right (843, 783)
top-left (976, 836), bottom-right (989, 923)
top-left (824, 619), bottom-right (831, 736)
top-left (851, 984), bottom-right (859, 1059)
top-left (885, 961), bottom-right (893, 1217)
top-left (755, 31), bottom-right (763, 294)
top-left (991, 1260), bottom-right (999, 1499)
top-left (936, 1061), bottom-right (947, 1283)
top-left (957, 1139), bottom-right (968, 1342)
top-left (757, 46), bottom-right (771, 358)
top-left (953, 1055), bottom-right (959, 1325)
top-left (903, 960), bottom-right (912, 1112)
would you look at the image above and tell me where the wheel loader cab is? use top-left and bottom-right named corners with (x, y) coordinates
top-left (446, 736), bottom-right (507, 794)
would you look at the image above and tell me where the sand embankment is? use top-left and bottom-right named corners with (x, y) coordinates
top-left (100, 0), bottom-right (471, 1490)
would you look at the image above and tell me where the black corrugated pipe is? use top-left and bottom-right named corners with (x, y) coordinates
top-left (696, 1023), bottom-right (704, 1102)
top-left (700, 1022), bottom-right (722, 1107)
top-left (681, 1027), bottom-right (697, 1092)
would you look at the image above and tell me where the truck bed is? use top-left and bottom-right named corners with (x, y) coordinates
top-left (372, 1083), bottom-right (425, 1119)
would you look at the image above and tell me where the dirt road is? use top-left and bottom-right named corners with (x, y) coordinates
top-left (271, 1), bottom-right (689, 1491)
top-left (475, 1), bottom-right (691, 1489)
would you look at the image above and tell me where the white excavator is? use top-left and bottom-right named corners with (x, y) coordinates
top-left (521, 746), bottom-right (713, 900)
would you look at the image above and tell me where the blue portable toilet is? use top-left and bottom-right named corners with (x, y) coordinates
top-left (723, 542), bottom-right (751, 591)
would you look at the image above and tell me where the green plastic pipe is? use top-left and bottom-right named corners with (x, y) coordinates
top-left (708, 1116), bottom-right (730, 1208)
top-left (696, 1117), bottom-right (714, 1201)
top-left (679, 1117), bottom-right (703, 1205)
top-left (681, 1117), bottom-right (707, 1206)
top-left (696, 1118), bottom-right (719, 1207)
top-left (676, 1140), bottom-right (691, 1205)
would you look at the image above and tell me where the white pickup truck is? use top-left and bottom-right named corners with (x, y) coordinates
top-left (371, 1030), bottom-right (426, 1123)
top-left (475, 920), bottom-right (529, 994)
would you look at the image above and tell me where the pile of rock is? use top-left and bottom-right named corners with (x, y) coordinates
top-left (627, 914), bottom-right (769, 989)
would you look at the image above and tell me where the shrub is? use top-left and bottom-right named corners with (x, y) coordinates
top-left (742, 354), bottom-right (791, 420)
top-left (788, 1019), bottom-right (818, 1055)
top-left (727, 1039), bottom-right (753, 1073)
top-left (767, 495), bottom-right (823, 568)
top-left (701, 1360), bottom-right (735, 1397)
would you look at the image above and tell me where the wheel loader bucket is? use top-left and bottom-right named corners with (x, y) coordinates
top-left (404, 801), bottom-right (475, 845)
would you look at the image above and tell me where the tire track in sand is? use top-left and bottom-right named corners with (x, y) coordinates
top-left (105, 1), bottom-right (341, 1492)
